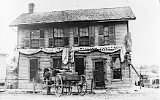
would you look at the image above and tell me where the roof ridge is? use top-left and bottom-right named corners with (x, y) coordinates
top-left (23, 6), bottom-right (131, 15)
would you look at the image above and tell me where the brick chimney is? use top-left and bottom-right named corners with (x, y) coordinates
top-left (28, 3), bottom-right (35, 14)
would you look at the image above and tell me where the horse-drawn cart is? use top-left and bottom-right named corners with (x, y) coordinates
top-left (43, 68), bottom-right (86, 96)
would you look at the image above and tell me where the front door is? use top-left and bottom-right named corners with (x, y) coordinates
top-left (94, 61), bottom-right (105, 88)
top-left (75, 58), bottom-right (85, 75)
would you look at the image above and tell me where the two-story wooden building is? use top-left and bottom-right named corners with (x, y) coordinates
top-left (10, 3), bottom-right (136, 90)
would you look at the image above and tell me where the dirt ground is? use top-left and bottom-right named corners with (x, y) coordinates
top-left (0, 87), bottom-right (160, 100)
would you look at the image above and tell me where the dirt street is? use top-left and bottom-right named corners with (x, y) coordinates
top-left (0, 87), bottom-right (159, 100)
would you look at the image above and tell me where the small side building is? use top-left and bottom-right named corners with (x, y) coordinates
top-left (0, 53), bottom-right (7, 89)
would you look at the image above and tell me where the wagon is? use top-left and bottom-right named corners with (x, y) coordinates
top-left (43, 68), bottom-right (86, 96)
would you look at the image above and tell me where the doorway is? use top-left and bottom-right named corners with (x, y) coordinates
top-left (94, 61), bottom-right (105, 88)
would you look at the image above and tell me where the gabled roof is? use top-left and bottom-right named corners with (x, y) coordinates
top-left (10, 6), bottom-right (136, 26)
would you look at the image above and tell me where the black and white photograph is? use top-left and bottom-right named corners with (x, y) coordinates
top-left (0, 0), bottom-right (159, 100)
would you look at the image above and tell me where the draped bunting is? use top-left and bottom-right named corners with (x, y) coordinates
top-left (18, 45), bottom-right (126, 64)
top-left (71, 45), bottom-right (122, 53)
top-left (18, 47), bottom-right (64, 55)
top-left (71, 45), bottom-right (126, 63)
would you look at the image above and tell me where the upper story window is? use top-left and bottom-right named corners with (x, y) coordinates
top-left (48, 28), bottom-right (69, 47)
top-left (99, 25), bottom-right (115, 46)
top-left (79, 27), bottom-right (89, 46)
top-left (74, 27), bottom-right (94, 47)
top-left (30, 29), bottom-right (44, 49)
top-left (54, 29), bottom-right (64, 47)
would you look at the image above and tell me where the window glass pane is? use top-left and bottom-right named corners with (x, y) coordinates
top-left (31, 39), bottom-right (39, 48)
top-left (79, 27), bottom-right (88, 36)
top-left (53, 58), bottom-right (62, 69)
top-left (54, 38), bottom-right (63, 47)
top-left (113, 68), bottom-right (121, 79)
top-left (79, 36), bottom-right (89, 46)
top-left (104, 37), bottom-right (109, 45)
top-left (31, 30), bottom-right (39, 39)
top-left (54, 29), bottom-right (63, 37)
top-left (112, 57), bottom-right (121, 79)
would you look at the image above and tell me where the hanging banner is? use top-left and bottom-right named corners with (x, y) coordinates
top-left (120, 46), bottom-right (126, 62)
top-left (71, 45), bottom-right (123, 53)
top-left (62, 48), bottom-right (69, 65)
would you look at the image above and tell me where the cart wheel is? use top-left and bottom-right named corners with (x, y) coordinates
top-left (54, 75), bottom-right (63, 97)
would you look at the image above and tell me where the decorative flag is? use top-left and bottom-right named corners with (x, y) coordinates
top-left (62, 48), bottom-right (69, 65)
top-left (120, 46), bottom-right (126, 62)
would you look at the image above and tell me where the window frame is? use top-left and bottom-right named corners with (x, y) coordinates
top-left (78, 27), bottom-right (90, 46)
top-left (30, 29), bottom-right (45, 49)
top-left (52, 57), bottom-right (62, 69)
top-left (111, 55), bottom-right (122, 81)
top-left (29, 58), bottom-right (40, 82)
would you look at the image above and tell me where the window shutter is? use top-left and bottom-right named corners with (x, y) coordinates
top-left (98, 26), bottom-right (103, 35)
top-left (90, 36), bottom-right (95, 46)
top-left (89, 26), bottom-right (95, 46)
top-left (49, 38), bottom-right (54, 47)
top-left (24, 39), bottom-right (30, 47)
top-left (64, 37), bottom-right (69, 46)
top-left (40, 30), bottom-right (44, 48)
top-left (39, 39), bottom-right (44, 47)
top-left (98, 35), bottom-right (104, 46)
top-left (64, 28), bottom-right (69, 46)
top-left (109, 25), bottom-right (115, 45)
top-left (64, 28), bottom-right (69, 37)
top-left (73, 27), bottom-right (79, 46)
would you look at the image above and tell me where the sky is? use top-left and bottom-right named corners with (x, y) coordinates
top-left (0, 0), bottom-right (160, 67)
